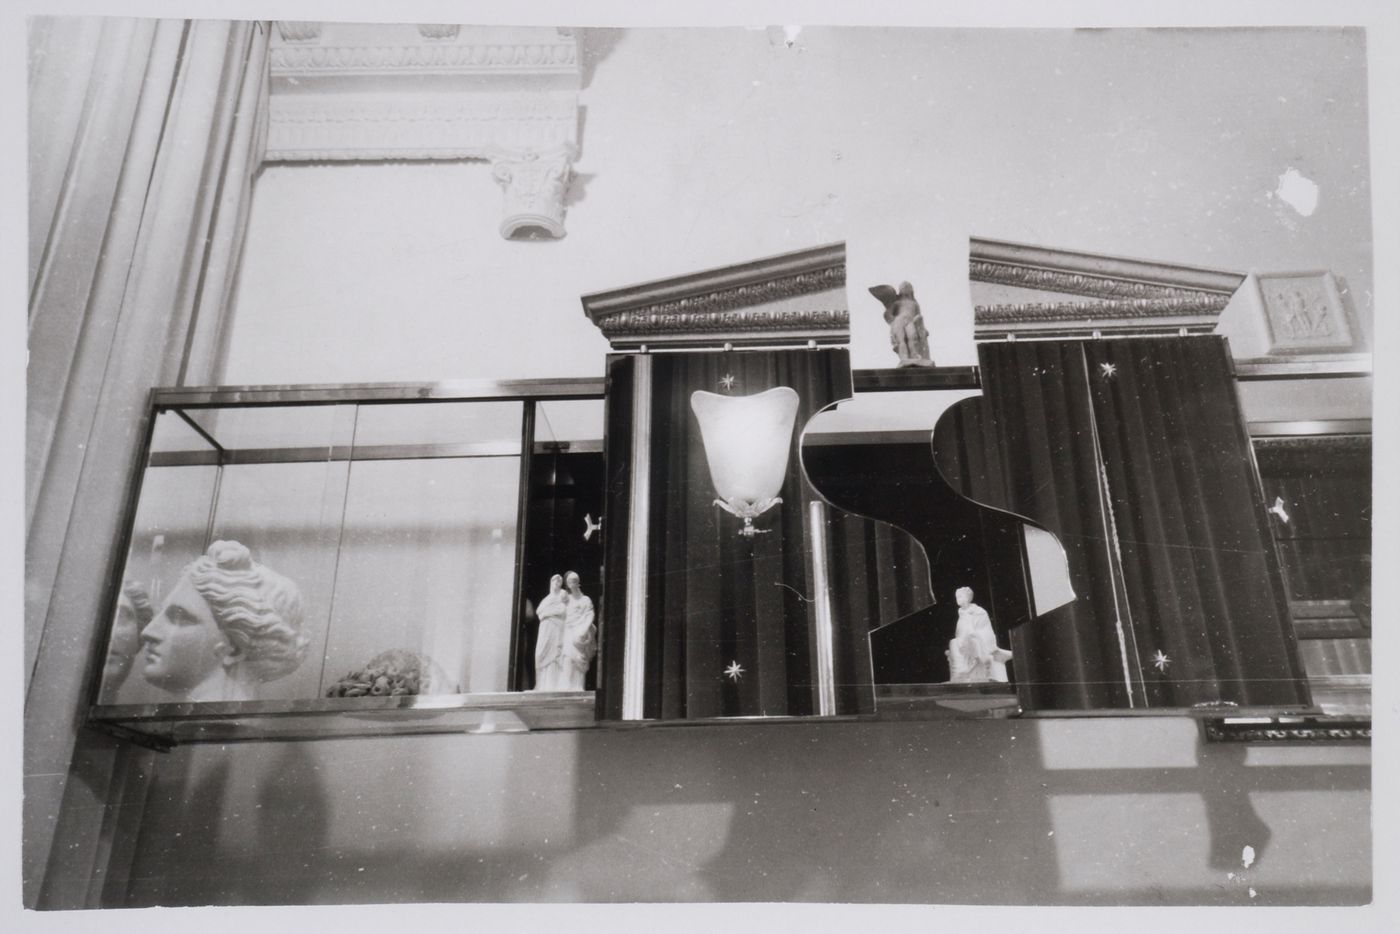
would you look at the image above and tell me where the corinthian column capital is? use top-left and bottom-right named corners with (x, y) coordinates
top-left (487, 144), bottom-right (577, 239)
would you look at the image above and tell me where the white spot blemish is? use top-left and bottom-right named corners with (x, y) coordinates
top-left (1249, 887), bottom-right (1257, 898)
top-left (1242, 845), bottom-right (1256, 868)
top-left (783, 25), bottom-right (803, 47)
top-left (1274, 168), bottom-right (1319, 217)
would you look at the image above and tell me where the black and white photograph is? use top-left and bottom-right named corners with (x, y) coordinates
top-left (8, 0), bottom-right (1396, 926)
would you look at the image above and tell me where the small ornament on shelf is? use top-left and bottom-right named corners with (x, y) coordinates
top-left (325, 649), bottom-right (451, 698)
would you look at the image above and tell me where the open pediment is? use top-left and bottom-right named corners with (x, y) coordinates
top-left (969, 237), bottom-right (1246, 340)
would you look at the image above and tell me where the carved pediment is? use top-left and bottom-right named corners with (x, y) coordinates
top-left (969, 238), bottom-right (1245, 340)
top-left (581, 243), bottom-right (849, 350)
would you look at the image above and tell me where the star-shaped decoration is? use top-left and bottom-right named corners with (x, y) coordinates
top-left (724, 660), bottom-right (745, 682)
top-left (719, 374), bottom-right (737, 391)
top-left (1268, 496), bottom-right (1291, 524)
top-left (1151, 650), bottom-right (1171, 673)
top-left (1099, 362), bottom-right (1118, 379)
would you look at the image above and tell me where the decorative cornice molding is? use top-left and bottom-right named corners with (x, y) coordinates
top-left (970, 237), bottom-right (1246, 296)
top-left (268, 39), bottom-right (579, 76)
top-left (968, 237), bottom-right (1245, 341)
top-left (265, 24), bottom-right (580, 239)
top-left (974, 297), bottom-right (1227, 340)
top-left (976, 297), bottom-right (1229, 323)
top-left (265, 92), bottom-right (579, 161)
top-left (969, 259), bottom-right (1225, 304)
top-left (583, 243), bottom-right (849, 349)
top-left (598, 308), bottom-right (849, 340)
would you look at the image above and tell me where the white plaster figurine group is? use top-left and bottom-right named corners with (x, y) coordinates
top-left (533, 571), bottom-right (597, 692)
top-left (107, 540), bottom-right (310, 703)
top-left (946, 586), bottom-right (1014, 684)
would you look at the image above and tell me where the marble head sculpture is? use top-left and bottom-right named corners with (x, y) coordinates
top-left (140, 540), bottom-right (309, 702)
top-left (100, 579), bottom-right (155, 698)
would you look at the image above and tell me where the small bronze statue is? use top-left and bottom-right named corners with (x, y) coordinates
top-left (869, 281), bottom-right (934, 367)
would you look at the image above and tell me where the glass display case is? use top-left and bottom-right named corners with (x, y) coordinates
top-left (89, 357), bottom-right (1367, 747)
top-left (89, 381), bottom-right (604, 747)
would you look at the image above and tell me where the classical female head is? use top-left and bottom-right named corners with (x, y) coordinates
top-left (102, 579), bottom-right (154, 695)
top-left (550, 573), bottom-right (564, 592)
top-left (955, 586), bottom-right (974, 607)
top-left (140, 540), bottom-right (308, 699)
top-left (565, 571), bottom-right (581, 593)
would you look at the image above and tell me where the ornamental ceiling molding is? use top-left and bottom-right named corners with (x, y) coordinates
top-left (267, 36), bottom-right (578, 76)
top-left (582, 242), bottom-right (850, 350)
top-left (969, 237), bottom-right (1247, 341)
top-left (265, 22), bottom-right (580, 239)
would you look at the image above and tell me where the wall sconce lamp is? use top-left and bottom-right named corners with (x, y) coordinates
top-left (690, 387), bottom-right (800, 537)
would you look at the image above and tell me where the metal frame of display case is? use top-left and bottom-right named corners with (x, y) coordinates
top-left (89, 379), bottom-right (607, 750)
top-left (88, 358), bottom-right (1373, 749)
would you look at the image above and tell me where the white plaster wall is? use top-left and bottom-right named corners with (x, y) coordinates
top-left (225, 26), bottom-right (1373, 383)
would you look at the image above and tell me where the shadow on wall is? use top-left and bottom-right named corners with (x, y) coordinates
top-left (119, 716), bottom-right (1369, 907)
top-left (560, 720), bottom-right (1370, 904)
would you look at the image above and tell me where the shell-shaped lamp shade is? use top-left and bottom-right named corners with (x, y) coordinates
top-left (690, 387), bottom-right (800, 519)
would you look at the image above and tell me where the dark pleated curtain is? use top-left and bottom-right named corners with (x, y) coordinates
top-left (936, 337), bottom-right (1310, 710)
top-left (643, 349), bottom-right (859, 719)
top-left (934, 342), bottom-right (1135, 708)
top-left (597, 356), bottom-right (634, 719)
top-left (825, 511), bottom-right (933, 632)
top-left (806, 438), bottom-right (1030, 686)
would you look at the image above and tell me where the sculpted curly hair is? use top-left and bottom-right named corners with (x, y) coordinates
top-left (186, 540), bottom-right (309, 683)
top-left (120, 579), bottom-right (154, 628)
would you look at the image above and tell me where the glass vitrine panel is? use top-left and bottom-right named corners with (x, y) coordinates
top-left (320, 401), bottom-right (523, 699)
top-left (96, 397), bottom-right (530, 713)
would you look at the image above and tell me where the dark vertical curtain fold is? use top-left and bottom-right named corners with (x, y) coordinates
top-left (807, 437), bottom-right (1029, 686)
top-left (643, 349), bottom-right (858, 719)
top-left (937, 337), bottom-right (1309, 710)
top-left (826, 512), bottom-right (934, 630)
top-left (597, 356), bottom-right (634, 720)
top-left (1083, 339), bottom-right (1307, 707)
top-left (936, 342), bottom-right (1135, 708)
